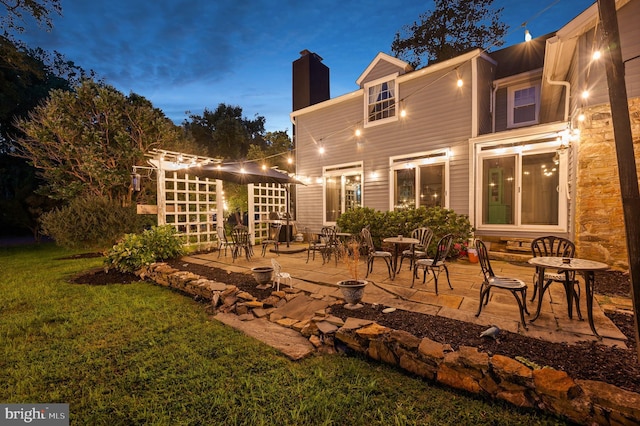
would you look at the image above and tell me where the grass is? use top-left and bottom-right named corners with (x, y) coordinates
top-left (0, 243), bottom-right (569, 425)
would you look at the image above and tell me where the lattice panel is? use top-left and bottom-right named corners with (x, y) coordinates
top-left (163, 171), bottom-right (219, 248)
top-left (250, 183), bottom-right (288, 243)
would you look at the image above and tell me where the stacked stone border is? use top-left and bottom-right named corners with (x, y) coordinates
top-left (139, 262), bottom-right (640, 425)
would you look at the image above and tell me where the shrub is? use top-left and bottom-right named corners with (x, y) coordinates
top-left (104, 225), bottom-right (185, 273)
top-left (40, 196), bottom-right (149, 249)
top-left (337, 206), bottom-right (473, 256)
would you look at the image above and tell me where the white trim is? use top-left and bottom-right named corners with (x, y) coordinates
top-left (472, 136), bottom-right (568, 233)
top-left (363, 74), bottom-right (399, 128)
top-left (507, 82), bottom-right (541, 128)
top-left (356, 52), bottom-right (411, 86)
top-left (388, 149), bottom-right (450, 211)
top-left (322, 162), bottom-right (364, 226)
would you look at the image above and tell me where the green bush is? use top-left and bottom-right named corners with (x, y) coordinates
top-left (337, 206), bottom-right (474, 257)
top-left (40, 196), bottom-right (150, 249)
top-left (104, 225), bottom-right (185, 273)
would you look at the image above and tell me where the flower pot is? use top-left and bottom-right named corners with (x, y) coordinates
top-left (251, 266), bottom-right (273, 285)
top-left (467, 248), bottom-right (479, 263)
top-left (337, 279), bottom-right (367, 309)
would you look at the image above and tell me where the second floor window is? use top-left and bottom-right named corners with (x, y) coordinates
top-left (366, 78), bottom-right (396, 125)
top-left (508, 83), bottom-right (539, 128)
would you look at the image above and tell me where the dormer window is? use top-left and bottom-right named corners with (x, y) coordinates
top-left (507, 83), bottom-right (540, 128)
top-left (364, 76), bottom-right (398, 126)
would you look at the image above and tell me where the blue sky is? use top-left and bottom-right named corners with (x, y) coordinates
top-left (14, 0), bottom-right (594, 135)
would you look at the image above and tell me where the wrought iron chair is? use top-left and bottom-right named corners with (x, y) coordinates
top-left (271, 258), bottom-right (292, 291)
top-left (361, 227), bottom-right (392, 279)
top-left (304, 227), bottom-right (326, 263)
top-left (412, 234), bottom-right (454, 293)
top-left (216, 226), bottom-right (233, 258)
top-left (397, 227), bottom-right (434, 272)
top-left (530, 235), bottom-right (582, 320)
top-left (231, 226), bottom-right (253, 262)
top-left (261, 223), bottom-right (282, 256)
top-left (475, 239), bottom-right (529, 329)
top-left (320, 226), bottom-right (341, 265)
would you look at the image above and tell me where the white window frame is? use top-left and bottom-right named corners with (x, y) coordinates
top-left (475, 140), bottom-right (568, 232)
top-left (322, 162), bottom-right (364, 226)
top-left (507, 82), bottom-right (540, 128)
top-left (388, 149), bottom-right (450, 211)
top-left (363, 74), bottom-right (398, 128)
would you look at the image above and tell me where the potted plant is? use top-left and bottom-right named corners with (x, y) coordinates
top-left (337, 238), bottom-right (368, 309)
top-left (251, 266), bottom-right (274, 286)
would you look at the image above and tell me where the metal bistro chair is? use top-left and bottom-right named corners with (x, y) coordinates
top-left (475, 239), bottom-right (529, 329)
top-left (304, 227), bottom-right (326, 263)
top-left (412, 234), bottom-right (454, 293)
top-left (216, 226), bottom-right (233, 258)
top-left (530, 235), bottom-right (582, 320)
top-left (231, 226), bottom-right (253, 262)
top-left (397, 227), bottom-right (434, 273)
top-left (261, 223), bottom-right (282, 257)
top-left (320, 226), bottom-right (341, 265)
top-left (361, 227), bottom-right (392, 279)
top-left (271, 258), bottom-right (292, 291)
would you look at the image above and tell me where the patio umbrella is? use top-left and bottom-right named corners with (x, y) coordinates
top-left (185, 162), bottom-right (302, 185)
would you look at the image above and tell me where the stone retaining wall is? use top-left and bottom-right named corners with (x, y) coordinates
top-left (139, 262), bottom-right (640, 425)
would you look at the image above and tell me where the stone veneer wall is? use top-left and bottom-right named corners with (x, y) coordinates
top-left (140, 262), bottom-right (640, 425)
top-left (575, 97), bottom-right (640, 270)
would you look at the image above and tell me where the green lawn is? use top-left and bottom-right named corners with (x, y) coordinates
top-left (0, 243), bottom-right (568, 425)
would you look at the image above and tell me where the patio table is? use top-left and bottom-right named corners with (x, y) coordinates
top-left (528, 256), bottom-right (608, 339)
top-left (383, 236), bottom-right (420, 280)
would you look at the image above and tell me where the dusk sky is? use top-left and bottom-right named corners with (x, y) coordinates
top-left (13, 0), bottom-right (594, 135)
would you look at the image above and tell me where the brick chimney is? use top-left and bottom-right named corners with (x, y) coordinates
top-left (292, 50), bottom-right (330, 111)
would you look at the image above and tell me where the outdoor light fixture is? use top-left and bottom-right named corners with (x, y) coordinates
top-left (131, 172), bottom-right (141, 192)
top-left (524, 29), bottom-right (532, 42)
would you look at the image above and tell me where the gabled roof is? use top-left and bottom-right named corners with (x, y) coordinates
top-left (355, 52), bottom-right (413, 86)
top-left (489, 32), bottom-right (555, 80)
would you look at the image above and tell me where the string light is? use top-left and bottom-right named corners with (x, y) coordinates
top-left (582, 90), bottom-right (590, 99)
top-left (355, 128), bottom-right (362, 137)
top-left (592, 50), bottom-right (601, 60)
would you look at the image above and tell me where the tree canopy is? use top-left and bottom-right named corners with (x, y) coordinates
top-left (391, 0), bottom-right (507, 69)
top-left (1, 0), bottom-right (61, 36)
top-left (184, 104), bottom-right (268, 160)
top-left (13, 80), bottom-right (197, 204)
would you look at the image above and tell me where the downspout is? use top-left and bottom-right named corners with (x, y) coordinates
top-left (491, 83), bottom-right (498, 133)
top-left (546, 76), bottom-right (571, 121)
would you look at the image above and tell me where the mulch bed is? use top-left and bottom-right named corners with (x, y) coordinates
top-left (70, 257), bottom-right (640, 394)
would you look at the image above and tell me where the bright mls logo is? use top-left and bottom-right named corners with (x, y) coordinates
top-left (1, 404), bottom-right (68, 425)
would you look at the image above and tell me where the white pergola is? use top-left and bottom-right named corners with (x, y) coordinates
top-left (142, 149), bottom-right (290, 249)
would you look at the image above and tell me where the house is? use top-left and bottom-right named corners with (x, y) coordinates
top-left (290, 0), bottom-right (640, 270)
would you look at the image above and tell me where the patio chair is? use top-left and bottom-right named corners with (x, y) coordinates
top-left (475, 239), bottom-right (529, 329)
top-left (361, 227), bottom-right (392, 279)
top-left (231, 225), bottom-right (253, 262)
top-left (271, 258), bottom-right (292, 291)
top-left (320, 226), bottom-right (341, 265)
top-left (216, 226), bottom-right (233, 258)
top-left (304, 227), bottom-right (326, 263)
top-left (397, 227), bottom-right (434, 272)
top-left (412, 234), bottom-right (454, 293)
top-left (530, 235), bottom-right (582, 320)
top-left (261, 223), bottom-right (282, 256)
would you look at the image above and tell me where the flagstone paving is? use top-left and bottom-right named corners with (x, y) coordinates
top-left (183, 242), bottom-right (629, 347)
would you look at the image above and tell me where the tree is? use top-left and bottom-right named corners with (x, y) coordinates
top-left (184, 103), bottom-right (267, 160)
top-left (246, 130), bottom-right (294, 173)
top-left (1, 0), bottom-right (61, 36)
top-left (391, 0), bottom-right (507, 69)
top-left (12, 79), bottom-right (194, 205)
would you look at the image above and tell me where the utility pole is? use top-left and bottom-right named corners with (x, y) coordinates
top-left (597, 0), bottom-right (640, 362)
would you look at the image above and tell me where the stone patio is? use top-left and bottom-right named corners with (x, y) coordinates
top-left (181, 242), bottom-right (629, 348)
